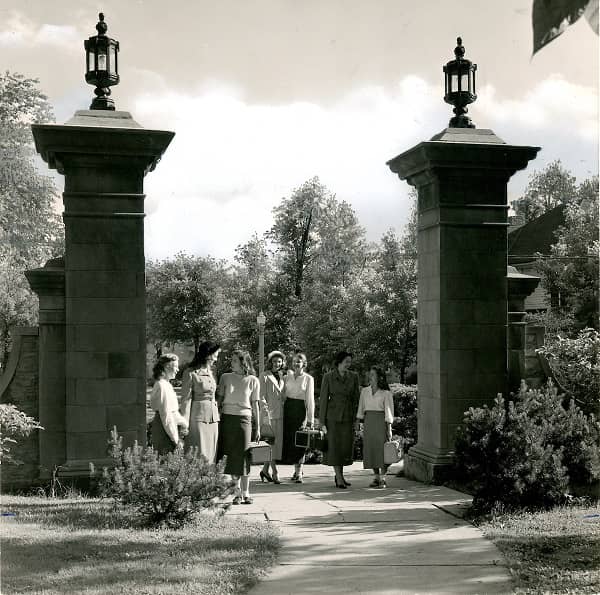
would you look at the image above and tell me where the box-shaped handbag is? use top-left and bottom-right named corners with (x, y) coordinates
top-left (295, 429), bottom-right (327, 451)
top-left (248, 441), bottom-right (272, 464)
top-left (383, 440), bottom-right (402, 465)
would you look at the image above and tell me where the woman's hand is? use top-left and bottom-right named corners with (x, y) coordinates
top-left (321, 425), bottom-right (327, 435)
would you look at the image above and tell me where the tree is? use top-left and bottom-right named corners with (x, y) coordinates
top-left (145, 253), bottom-right (231, 356)
top-left (532, 0), bottom-right (598, 55)
top-left (536, 176), bottom-right (599, 330)
top-left (512, 160), bottom-right (577, 222)
top-left (0, 72), bottom-right (63, 371)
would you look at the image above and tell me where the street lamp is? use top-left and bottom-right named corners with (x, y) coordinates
top-left (257, 311), bottom-right (266, 379)
top-left (85, 13), bottom-right (120, 110)
top-left (443, 37), bottom-right (477, 128)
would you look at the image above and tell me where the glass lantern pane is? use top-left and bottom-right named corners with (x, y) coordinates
top-left (460, 73), bottom-right (469, 92)
top-left (451, 74), bottom-right (458, 93)
top-left (97, 51), bottom-right (107, 71)
top-left (87, 51), bottom-right (95, 72)
top-left (471, 71), bottom-right (476, 94)
top-left (108, 46), bottom-right (116, 76)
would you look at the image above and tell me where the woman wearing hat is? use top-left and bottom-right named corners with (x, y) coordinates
top-left (281, 352), bottom-right (314, 483)
top-left (179, 341), bottom-right (221, 463)
top-left (258, 350), bottom-right (286, 484)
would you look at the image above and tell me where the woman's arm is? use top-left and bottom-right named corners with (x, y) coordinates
top-left (356, 388), bottom-right (366, 421)
top-left (251, 377), bottom-right (261, 440)
top-left (179, 369), bottom-right (193, 421)
top-left (319, 374), bottom-right (329, 431)
top-left (156, 382), bottom-right (182, 444)
top-left (304, 375), bottom-right (315, 426)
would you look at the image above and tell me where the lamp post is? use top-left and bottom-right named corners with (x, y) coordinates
top-left (443, 37), bottom-right (477, 128)
top-left (84, 13), bottom-right (120, 110)
top-left (257, 311), bottom-right (266, 379)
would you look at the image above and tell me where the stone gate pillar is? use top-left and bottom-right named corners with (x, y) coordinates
top-left (387, 127), bottom-right (539, 482)
top-left (32, 110), bottom-right (174, 479)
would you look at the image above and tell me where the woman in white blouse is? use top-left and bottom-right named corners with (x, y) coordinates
top-left (150, 354), bottom-right (189, 455)
top-left (281, 352), bottom-right (314, 483)
top-left (356, 366), bottom-right (394, 488)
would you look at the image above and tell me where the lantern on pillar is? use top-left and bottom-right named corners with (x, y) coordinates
top-left (84, 13), bottom-right (120, 110)
top-left (443, 37), bottom-right (477, 128)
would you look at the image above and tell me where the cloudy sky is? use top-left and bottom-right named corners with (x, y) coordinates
top-left (1, 0), bottom-right (598, 260)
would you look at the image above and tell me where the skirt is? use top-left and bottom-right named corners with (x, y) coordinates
top-left (324, 419), bottom-right (354, 466)
top-left (218, 414), bottom-right (251, 476)
top-left (262, 417), bottom-right (283, 461)
top-left (362, 411), bottom-right (386, 469)
top-left (151, 412), bottom-right (177, 456)
top-left (184, 401), bottom-right (219, 463)
top-left (281, 399), bottom-right (307, 465)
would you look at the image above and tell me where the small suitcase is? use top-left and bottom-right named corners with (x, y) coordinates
top-left (295, 429), bottom-right (327, 451)
top-left (383, 440), bottom-right (402, 465)
top-left (248, 441), bottom-right (272, 464)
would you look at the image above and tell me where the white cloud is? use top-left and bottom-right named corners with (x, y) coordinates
top-left (0, 11), bottom-right (79, 50)
top-left (132, 74), bottom-right (598, 261)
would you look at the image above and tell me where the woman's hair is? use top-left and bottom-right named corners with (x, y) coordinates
top-left (333, 350), bottom-right (353, 366)
top-left (152, 353), bottom-right (178, 380)
top-left (370, 366), bottom-right (390, 390)
top-left (232, 349), bottom-right (256, 376)
top-left (292, 352), bottom-right (307, 369)
top-left (268, 352), bottom-right (286, 372)
top-left (190, 341), bottom-right (220, 368)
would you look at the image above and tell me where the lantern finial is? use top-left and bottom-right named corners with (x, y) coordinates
top-left (85, 12), bottom-right (120, 110)
top-left (443, 36), bottom-right (477, 128)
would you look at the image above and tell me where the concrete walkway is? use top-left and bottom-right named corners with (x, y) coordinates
top-left (228, 462), bottom-right (512, 595)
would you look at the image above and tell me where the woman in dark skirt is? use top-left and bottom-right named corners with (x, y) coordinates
top-left (217, 350), bottom-right (260, 505)
top-left (320, 350), bottom-right (360, 488)
top-left (281, 352), bottom-right (314, 483)
top-left (150, 354), bottom-right (189, 455)
top-left (356, 366), bottom-right (394, 488)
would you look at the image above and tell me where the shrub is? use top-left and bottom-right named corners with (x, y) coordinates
top-left (454, 382), bottom-right (600, 513)
top-left (0, 404), bottom-right (43, 464)
top-left (390, 384), bottom-right (418, 450)
top-left (537, 327), bottom-right (600, 417)
top-left (98, 428), bottom-right (235, 528)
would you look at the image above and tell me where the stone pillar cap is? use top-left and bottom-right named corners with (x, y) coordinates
top-left (63, 110), bottom-right (143, 129)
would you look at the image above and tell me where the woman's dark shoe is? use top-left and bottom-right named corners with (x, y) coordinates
top-left (380, 478), bottom-right (387, 488)
top-left (294, 474), bottom-right (303, 484)
top-left (343, 478), bottom-right (352, 487)
top-left (290, 473), bottom-right (299, 482)
top-left (260, 470), bottom-right (273, 483)
top-left (334, 478), bottom-right (347, 489)
top-left (242, 496), bottom-right (253, 505)
top-left (232, 496), bottom-right (242, 505)
top-left (272, 473), bottom-right (281, 485)
top-left (369, 478), bottom-right (381, 488)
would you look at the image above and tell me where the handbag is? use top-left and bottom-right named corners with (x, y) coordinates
top-left (383, 440), bottom-right (402, 465)
top-left (295, 429), bottom-right (328, 452)
top-left (248, 441), bottom-right (272, 464)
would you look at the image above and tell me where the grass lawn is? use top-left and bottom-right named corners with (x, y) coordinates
top-left (1, 495), bottom-right (280, 594)
top-left (480, 503), bottom-right (600, 594)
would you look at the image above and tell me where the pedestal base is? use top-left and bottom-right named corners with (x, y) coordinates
top-left (405, 444), bottom-right (454, 484)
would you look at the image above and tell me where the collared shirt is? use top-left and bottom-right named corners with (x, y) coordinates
top-left (150, 378), bottom-right (188, 444)
top-left (357, 386), bottom-right (394, 423)
top-left (217, 373), bottom-right (260, 417)
top-left (260, 371), bottom-right (285, 420)
top-left (319, 369), bottom-right (360, 423)
top-left (180, 367), bottom-right (219, 423)
top-left (284, 371), bottom-right (315, 424)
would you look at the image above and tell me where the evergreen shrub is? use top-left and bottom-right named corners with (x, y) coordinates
top-left (0, 404), bottom-right (43, 464)
top-left (98, 428), bottom-right (234, 528)
top-left (454, 382), bottom-right (600, 513)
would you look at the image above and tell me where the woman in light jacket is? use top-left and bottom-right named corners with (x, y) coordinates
top-left (281, 352), bottom-right (314, 483)
top-left (259, 350), bottom-right (286, 484)
top-left (217, 350), bottom-right (260, 505)
top-left (150, 354), bottom-right (189, 455)
top-left (356, 366), bottom-right (394, 488)
top-left (179, 341), bottom-right (221, 463)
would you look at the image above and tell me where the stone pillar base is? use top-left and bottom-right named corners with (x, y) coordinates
top-left (405, 445), bottom-right (454, 484)
top-left (59, 458), bottom-right (114, 478)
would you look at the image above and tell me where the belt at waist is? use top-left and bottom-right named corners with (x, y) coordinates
top-left (192, 397), bottom-right (216, 403)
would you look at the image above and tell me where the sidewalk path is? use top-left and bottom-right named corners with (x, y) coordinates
top-left (228, 462), bottom-right (512, 595)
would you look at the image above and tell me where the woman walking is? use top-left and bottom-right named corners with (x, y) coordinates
top-left (356, 366), bottom-right (394, 488)
top-left (281, 352), bottom-right (314, 483)
top-left (150, 354), bottom-right (189, 455)
top-left (217, 350), bottom-right (261, 504)
top-left (259, 350), bottom-right (286, 484)
top-left (320, 350), bottom-right (360, 488)
top-left (179, 341), bottom-right (221, 463)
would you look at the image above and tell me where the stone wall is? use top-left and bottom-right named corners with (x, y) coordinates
top-left (0, 327), bottom-right (40, 489)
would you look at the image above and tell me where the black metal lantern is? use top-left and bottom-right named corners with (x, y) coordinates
top-left (84, 13), bottom-right (120, 110)
top-left (443, 37), bottom-right (477, 128)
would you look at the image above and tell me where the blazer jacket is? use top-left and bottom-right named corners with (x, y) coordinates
top-left (319, 369), bottom-right (360, 423)
top-left (180, 368), bottom-right (220, 423)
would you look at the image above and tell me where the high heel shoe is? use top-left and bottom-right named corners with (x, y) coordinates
top-left (343, 478), bottom-right (351, 487)
top-left (272, 473), bottom-right (281, 485)
top-left (334, 477), bottom-right (347, 489)
top-left (294, 474), bottom-right (303, 484)
top-left (260, 470), bottom-right (273, 483)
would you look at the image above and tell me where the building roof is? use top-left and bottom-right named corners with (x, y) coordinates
top-left (508, 204), bottom-right (566, 265)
